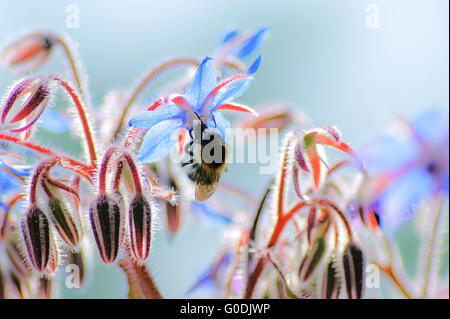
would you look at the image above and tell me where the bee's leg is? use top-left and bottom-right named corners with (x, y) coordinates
top-left (181, 160), bottom-right (193, 168)
top-left (181, 141), bottom-right (195, 168)
top-left (211, 113), bottom-right (217, 128)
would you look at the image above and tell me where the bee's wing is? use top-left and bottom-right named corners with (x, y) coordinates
top-left (195, 179), bottom-right (219, 201)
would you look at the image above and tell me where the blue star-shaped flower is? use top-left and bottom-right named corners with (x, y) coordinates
top-left (217, 25), bottom-right (268, 60)
top-left (360, 108), bottom-right (449, 232)
top-left (129, 55), bottom-right (261, 163)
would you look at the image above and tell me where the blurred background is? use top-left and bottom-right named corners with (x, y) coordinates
top-left (0, 0), bottom-right (448, 298)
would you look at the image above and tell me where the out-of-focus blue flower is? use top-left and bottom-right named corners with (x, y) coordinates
top-left (40, 109), bottom-right (70, 133)
top-left (0, 201), bottom-right (8, 211)
top-left (360, 108), bottom-right (449, 232)
top-left (187, 251), bottom-right (232, 295)
top-left (191, 201), bottom-right (232, 225)
top-left (0, 157), bottom-right (30, 216)
top-left (218, 26), bottom-right (268, 60)
top-left (129, 55), bottom-right (261, 163)
top-left (0, 158), bottom-right (31, 194)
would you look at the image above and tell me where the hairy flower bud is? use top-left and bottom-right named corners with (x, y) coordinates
top-left (298, 237), bottom-right (326, 282)
top-left (294, 140), bottom-right (309, 172)
top-left (166, 178), bottom-right (180, 236)
top-left (166, 201), bottom-right (180, 236)
top-left (322, 257), bottom-right (341, 299)
top-left (48, 197), bottom-right (80, 247)
top-left (44, 233), bottom-right (59, 275)
top-left (342, 242), bottom-right (365, 299)
top-left (129, 196), bottom-right (152, 261)
top-left (89, 194), bottom-right (123, 264)
top-left (1, 76), bottom-right (53, 132)
top-left (21, 206), bottom-right (53, 272)
top-left (2, 33), bottom-right (54, 72)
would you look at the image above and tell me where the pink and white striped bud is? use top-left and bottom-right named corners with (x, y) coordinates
top-left (342, 242), bottom-right (365, 299)
top-left (1, 75), bottom-right (54, 132)
top-left (128, 196), bottom-right (152, 261)
top-left (89, 194), bottom-right (123, 264)
top-left (2, 33), bottom-right (54, 72)
top-left (298, 237), bottom-right (326, 283)
top-left (321, 257), bottom-right (341, 299)
top-left (48, 197), bottom-right (80, 247)
top-left (21, 206), bottom-right (54, 272)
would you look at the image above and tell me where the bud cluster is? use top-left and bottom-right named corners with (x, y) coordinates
top-left (89, 146), bottom-right (153, 264)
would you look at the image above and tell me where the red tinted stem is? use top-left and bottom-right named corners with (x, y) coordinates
top-left (0, 133), bottom-right (92, 181)
top-left (53, 75), bottom-right (97, 166)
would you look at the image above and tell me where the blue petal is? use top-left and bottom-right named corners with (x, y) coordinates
top-left (359, 134), bottom-right (419, 174)
top-left (207, 111), bottom-right (231, 140)
top-left (0, 160), bottom-right (31, 177)
top-left (377, 168), bottom-right (434, 233)
top-left (221, 28), bottom-right (240, 44)
top-left (138, 119), bottom-right (182, 163)
top-left (40, 109), bottom-right (70, 133)
top-left (183, 57), bottom-right (217, 111)
top-left (411, 108), bottom-right (449, 145)
top-left (442, 170), bottom-right (449, 194)
top-left (208, 78), bottom-right (253, 112)
top-left (0, 169), bottom-right (18, 193)
top-left (186, 269), bottom-right (214, 295)
top-left (233, 26), bottom-right (268, 59)
top-left (0, 201), bottom-right (9, 211)
top-left (191, 202), bottom-right (232, 224)
top-left (247, 54), bottom-right (262, 75)
top-left (129, 104), bottom-right (185, 129)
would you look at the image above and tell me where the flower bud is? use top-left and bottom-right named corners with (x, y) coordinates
top-left (89, 194), bottom-right (123, 264)
top-left (294, 140), bottom-right (309, 172)
top-left (21, 206), bottom-right (53, 272)
top-left (1, 76), bottom-right (53, 132)
top-left (48, 197), bottom-right (80, 247)
top-left (235, 104), bottom-right (293, 133)
top-left (342, 242), bottom-right (365, 299)
top-left (166, 178), bottom-right (180, 236)
top-left (129, 196), bottom-right (152, 261)
top-left (2, 33), bottom-right (54, 71)
top-left (44, 234), bottom-right (59, 275)
top-left (166, 201), bottom-right (180, 236)
top-left (321, 257), bottom-right (341, 299)
top-left (298, 237), bottom-right (326, 282)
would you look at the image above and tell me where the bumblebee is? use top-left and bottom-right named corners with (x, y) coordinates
top-left (182, 117), bottom-right (228, 201)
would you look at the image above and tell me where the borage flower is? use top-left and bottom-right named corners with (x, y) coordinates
top-left (129, 55), bottom-right (261, 163)
top-left (360, 108), bottom-right (449, 232)
top-left (216, 26), bottom-right (268, 60)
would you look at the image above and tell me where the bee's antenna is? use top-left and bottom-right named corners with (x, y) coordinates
top-left (193, 112), bottom-right (205, 124)
top-left (193, 112), bottom-right (207, 131)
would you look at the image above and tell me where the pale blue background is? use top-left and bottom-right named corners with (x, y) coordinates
top-left (0, 0), bottom-right (448, 298)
